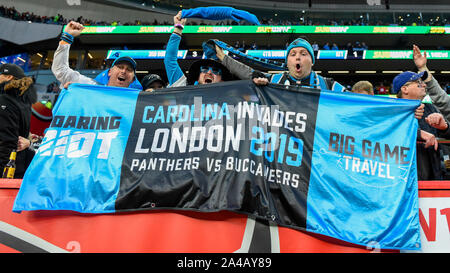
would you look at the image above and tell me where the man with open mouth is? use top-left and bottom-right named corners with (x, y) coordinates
top-left (164, 11), bottom-right (232, 88)
top-left (225, 37), bottom-right (347, 92)
top-left (256, 38), bottom-right (346, 91)
top-left (52, 21), bottom-right (142, 90)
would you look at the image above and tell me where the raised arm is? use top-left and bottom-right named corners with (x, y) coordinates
top-left (164, 11), bottom-right (187, 87)
top-left (413, 44), bottom-right (450, 120)
top-left (215, 45), bottom-right (254, 80)
top-left (51, 21), bottom-right (95, 87)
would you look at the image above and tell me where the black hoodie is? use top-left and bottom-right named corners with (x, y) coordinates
top-left (0, 77), bottom-right (37, 173)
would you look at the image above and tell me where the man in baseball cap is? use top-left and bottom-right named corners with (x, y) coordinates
top-left (52, 21), bottom-right (142, 89)
top-left (112, 56), bottom-right (137, 71)
top-left (94, 55), bottom-right (139, 88)
top-left (393, 70), bottom-right (450, 180)
top-left (0, 64), bottom-right (26, 82)
top-left (393, 71), bottom-right (428, 98)
top-left (141, 74), bottom-right (167, 92)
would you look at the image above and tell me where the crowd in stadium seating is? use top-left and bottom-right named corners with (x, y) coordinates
top-left (1, 5), bottom-right (449, 27)
top-left (0, 6), bottom-right (66, 25)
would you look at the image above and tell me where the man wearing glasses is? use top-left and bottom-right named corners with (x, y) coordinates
top-left (185, 59), bottom-right (232, 85)
top-left (164, 11), bottom-right (232, 87)
top-left (413, 44), bottom-right (450, 121)
top-left (394, 71), bottom-right (450, 180)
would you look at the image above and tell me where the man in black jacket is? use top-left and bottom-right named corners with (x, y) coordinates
top-left (0, 64), bottom-right (37, 177)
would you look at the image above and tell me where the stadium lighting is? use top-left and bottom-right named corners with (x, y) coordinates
top-left (355, 71), bottom-right (377, 73)
top-left (328, 71), bottom-right (349, 74)
top-left (382, 71), bottom-right (403, 73)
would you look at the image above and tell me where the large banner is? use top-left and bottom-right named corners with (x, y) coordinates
top-left (13, 81), bottom-right (421, 250)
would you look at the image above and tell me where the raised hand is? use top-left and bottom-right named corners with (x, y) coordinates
top-left (65, 21), bottom-right (85, 37)
top-left (413, 44), bottom-right (427, 70)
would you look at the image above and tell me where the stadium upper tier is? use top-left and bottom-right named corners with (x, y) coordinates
top-left (2, 0), bottom-right (449, 27)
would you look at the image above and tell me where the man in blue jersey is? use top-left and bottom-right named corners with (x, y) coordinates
top-left (164, 11), bottom-right (232, 87)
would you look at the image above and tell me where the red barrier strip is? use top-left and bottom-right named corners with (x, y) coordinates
top-left (418, 181), bottom-right (450, 190)
top-left (0, 179), bottom-right (22, 189)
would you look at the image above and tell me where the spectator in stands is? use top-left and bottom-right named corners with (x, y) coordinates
top-left (413, 44), bottom-right (450, 121)
top-left (361, 42), bottom-right (368, 50)
top-left (351, 80), bottom-right (374, 95)
top-left (394, 71), bottom-right (450, 180)
top-left (250, 38), bottom-right (347, 91)
top-left (377, 82), bottom-right (389, 95)
top-left (323, 42), bottom-right (331, 50)
top-left (345, 42), bottom-right (354, 55)
top-left (312, 41), bottom-right (319, 52)
top-left (353, 41), bottom-right (364, 51)
top-left (0, 64), bottom-right (37, 177)
top-left (141, 74), bottom-right (166, 92)
top-left (51, 21), bottom-right (141, 89)
top-left (164, 11), bottom-right (232, 87)
top-left (238, 41), bottom-right (246, 52)
top-left (46, 81), bottom-right (60, 93)
top-left (0, 5), bottom-right (442, 27)
top-left (331, 43), bottom-right (339, 50)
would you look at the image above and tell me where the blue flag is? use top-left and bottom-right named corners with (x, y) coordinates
top-left (13, 82), bottom-right (421, 250)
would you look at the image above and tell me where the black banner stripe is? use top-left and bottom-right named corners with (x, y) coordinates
top-left (116, 80), bottom-right (321, 232)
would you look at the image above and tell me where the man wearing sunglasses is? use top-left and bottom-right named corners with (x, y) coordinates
top-left (394, 71), bottom-right (450, 180)
top-left (164, 11), bottom-right (232, 87)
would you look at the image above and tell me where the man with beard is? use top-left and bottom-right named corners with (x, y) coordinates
top-left (0, 64), bottom-right (37, 177)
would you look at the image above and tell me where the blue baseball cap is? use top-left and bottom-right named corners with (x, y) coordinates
top-left (392, 71), bottom-right (428, 94)
top-left (112, 56), bottom-right (137, 71)
top-left (285, 38), bottom-right (315, 64)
